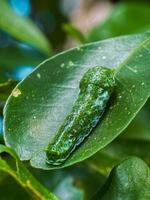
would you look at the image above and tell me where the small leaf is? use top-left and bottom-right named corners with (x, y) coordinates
top-left (0, 145), bottom-right (58, 200)
top-left (3, 32), bottom-right (150, 169)
top-left (91, 157), bottom-right (150, 200)
top-left (0, 0), bottom-right (52, 55)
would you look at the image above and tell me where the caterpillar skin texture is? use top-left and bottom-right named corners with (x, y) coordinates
top-left (46, 66), bottom-right (115, 165)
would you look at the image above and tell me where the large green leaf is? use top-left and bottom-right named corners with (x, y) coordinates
top-left (0, 145), bottom-right (58, 200)
top-left (0, 0), bottom-right (52, 55)
top-left (88, 3), bottom-right (150, 42)
top-left (3, 32), bottom-right (150, 169)
top-left (91, 157), bottom-right (150, 200)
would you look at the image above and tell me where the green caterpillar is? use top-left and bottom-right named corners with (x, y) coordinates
top-left (46, 66), bottom-right (115, 165)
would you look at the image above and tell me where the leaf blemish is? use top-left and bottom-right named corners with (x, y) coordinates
top-left (12, 88), bottom-right (21, 98)
top-left (66, 61), bottom-right (74, 68)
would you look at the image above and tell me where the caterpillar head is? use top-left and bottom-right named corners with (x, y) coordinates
top-left (80, 66), bottom-right (116, 93)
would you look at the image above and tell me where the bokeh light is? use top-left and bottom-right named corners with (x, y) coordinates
top-left (10, 65), bottom-right (34, 81)
top-left (9, 0), bottom-right (31, 16)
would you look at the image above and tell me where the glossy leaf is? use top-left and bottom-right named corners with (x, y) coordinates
top-left (88, 3), bottom-right (150, 42)
top-left (91, 157), bottom-right (150, 200)
top-left (3, 32), bottom-right (150, 169)
top-left (0, 0), bottom-right (52, 55)
top-left (0, 145), bottom-right (58, 200)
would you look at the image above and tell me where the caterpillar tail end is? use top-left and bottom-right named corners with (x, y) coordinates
top-left (45, 146), bottom-right (68, 166)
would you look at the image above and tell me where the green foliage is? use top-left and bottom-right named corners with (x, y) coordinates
top-left (88, 3), bottom-right (150, 42)
top-left (0, 175), bottom-right (32, 200)
top-left (87, 137), bottom-right (150, 176)
top-left (91, 157), bottom-right (150, 200)
top-left (0, 0), bottom-right (52, 55)
top-left (1, 1), bottom-right (150, 199)
top-left (3, 32), bottom-right (150, 170)
top-left (32, 164), bottom-right (104, 200)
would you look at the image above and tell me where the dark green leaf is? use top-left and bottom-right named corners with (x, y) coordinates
top-left (91, 157), bottom-right (150, 200)
top-left (3, 32), bottom-right (150, 169)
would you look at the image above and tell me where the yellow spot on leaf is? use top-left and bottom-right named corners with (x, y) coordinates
top-left (12, 88), bottom-right (21, 97)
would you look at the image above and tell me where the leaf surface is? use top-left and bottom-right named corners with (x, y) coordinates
top-left (3, 33), bottom-right (150, 169)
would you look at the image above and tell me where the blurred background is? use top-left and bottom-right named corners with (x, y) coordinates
top-left (0, 1), bottom-right (150, 199)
